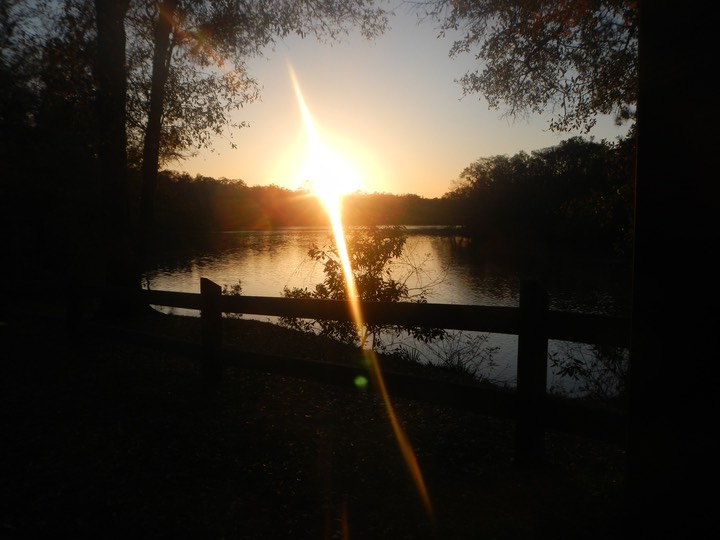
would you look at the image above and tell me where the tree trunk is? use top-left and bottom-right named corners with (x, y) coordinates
top-left (94, 0), bottom-right (139, 316)
top-left (138, 0), bottom-right (178, 262)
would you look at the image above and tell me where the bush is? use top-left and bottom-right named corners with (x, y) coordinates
top-left (280, 225), bottom-right (445, 349)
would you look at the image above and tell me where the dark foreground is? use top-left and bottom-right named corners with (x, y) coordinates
top-left (1, 307), bottom-right (626, 539)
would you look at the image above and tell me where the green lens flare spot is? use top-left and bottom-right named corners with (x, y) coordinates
top-left (354, 375), bottom-right (369, 390)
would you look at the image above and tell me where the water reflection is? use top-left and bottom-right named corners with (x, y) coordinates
top-left (143, 228), bottom-right (631, 395)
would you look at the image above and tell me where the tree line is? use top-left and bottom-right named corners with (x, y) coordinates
top-left (144, 171), bottom-right (458, 233)
top-left (144, 131), bottom-right (634, 260)
top-left (445, 133), bottom-right (636, 259)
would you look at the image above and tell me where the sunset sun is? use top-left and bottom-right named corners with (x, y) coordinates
top-left (300, 138), bottom-right (362, 208)
top-left (289, 65), bottom-right (362, 211)
top-left (289, 64), bottom-right (361, 299)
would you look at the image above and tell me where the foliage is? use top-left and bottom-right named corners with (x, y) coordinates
top-left (124, 0), bottom-right (389, 166)
top-left (396, 330), bottom-right (499, 383)
top-left (280, 226), bottom-right (447, 350)
top-left (1, 1), bottom-right (108, 282)
top-left (5, 0), bottom-right (390, 168)
top-left (221, 279), bottom-right (243, 297)
top-left (445, 134), bottom-right (635, 258)
top-left (221, 278), bottom-right (243, 319)
top-left (549, 342), bottom-right (629, 401)
top-left (416, 0), bottom-right (638, 132)
top-left (1, 1), bottom-right (98, 182)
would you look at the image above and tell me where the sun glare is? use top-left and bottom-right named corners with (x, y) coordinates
top-left (288, 63), bottom-right (435, 523)
top-left (289, 66), bottom-right (363, 210)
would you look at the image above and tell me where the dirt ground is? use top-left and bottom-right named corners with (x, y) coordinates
top-left (1, 307), bottom-right (627, 539)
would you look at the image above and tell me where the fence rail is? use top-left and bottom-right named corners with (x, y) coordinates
top-left (140, 287), bottom-right (630, 347)
top-left (107, 278), bottom-right (630, 464)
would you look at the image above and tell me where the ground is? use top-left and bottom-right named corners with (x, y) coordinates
top-left (1, 306), bottom-right (626, 539)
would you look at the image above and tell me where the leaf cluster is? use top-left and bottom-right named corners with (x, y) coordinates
top-left (281, 225), bottom-right (447, 349)
top-left (417, 0), bottom-right (638, 132)
top-left (550, 343), bottom-right (629, 401)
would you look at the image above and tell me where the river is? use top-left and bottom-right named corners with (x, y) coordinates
top-left (143, 226), bottom-right (632, 396)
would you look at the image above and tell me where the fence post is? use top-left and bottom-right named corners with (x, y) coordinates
top-left (200, 277), bottom-right (223, 386)
top-left (515, 279), bottom-right (549, 466)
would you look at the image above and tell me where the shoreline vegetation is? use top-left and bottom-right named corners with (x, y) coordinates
top-left (2, 302), bottom-right (627, 539)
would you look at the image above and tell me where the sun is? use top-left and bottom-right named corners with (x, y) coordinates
top-left (300, 135), bottom-right (362, 209)
top-left (289, 65), bottom-right (362, 210)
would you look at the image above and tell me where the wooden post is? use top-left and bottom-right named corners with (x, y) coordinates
top-left (515, 280), bottom-right (549, 466)
top-left (200, 277), bottom-right (222, 385)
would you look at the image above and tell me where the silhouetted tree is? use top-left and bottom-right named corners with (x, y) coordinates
top-left (1, 1), bottom-right (102, 286)
top-left (416, 0), bottom-right (638, 132)
top-left (128, 0), bottom-right (390, 265)
top-left (445, 136), bottom-right (634, 258)
top-left (94, 0), bottom-right (136, 303)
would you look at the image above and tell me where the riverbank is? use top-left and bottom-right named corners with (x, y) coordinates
top-left (1, 306), bottom-right (627, 539)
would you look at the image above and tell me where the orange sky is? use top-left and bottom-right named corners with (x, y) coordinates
top-left (175, 10), bottom-right (631, 199)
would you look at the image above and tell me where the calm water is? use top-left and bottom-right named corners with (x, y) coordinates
top-left (143, 227), bottom-right (632, 394)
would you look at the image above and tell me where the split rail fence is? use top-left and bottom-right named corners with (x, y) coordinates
top-left (109, 277), bottom-right (631, 464)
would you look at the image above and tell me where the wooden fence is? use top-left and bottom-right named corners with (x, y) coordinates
top-left (124, 277), bottom-right (631, 464)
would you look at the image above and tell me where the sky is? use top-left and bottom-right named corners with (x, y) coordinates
top-left (175, 6), bottom-right (631, 200)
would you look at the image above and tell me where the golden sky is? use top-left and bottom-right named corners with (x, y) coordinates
top-left (175, 10), bottom-right (630, 199)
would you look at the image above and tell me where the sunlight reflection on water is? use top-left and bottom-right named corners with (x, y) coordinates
top-left (143, 228), bottom-right (630, 396)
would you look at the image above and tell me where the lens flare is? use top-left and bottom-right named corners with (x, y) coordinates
top-left (289, 63), bottom-right (435, 522)
top-left (289, 66), bottom-right (362, 207)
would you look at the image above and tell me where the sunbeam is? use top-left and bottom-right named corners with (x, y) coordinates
top-left (289, 63), bottom-right (435, 523)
